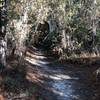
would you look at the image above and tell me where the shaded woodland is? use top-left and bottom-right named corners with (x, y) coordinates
top-left (0, 0), bottom-right (100, 100)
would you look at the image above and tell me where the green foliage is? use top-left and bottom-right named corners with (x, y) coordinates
top-left (96, 29), bottom-right (100, 44)
top-left (8, 11), bottom-right (20, 20)
top-left (7, 0), bottom-right (100, 56)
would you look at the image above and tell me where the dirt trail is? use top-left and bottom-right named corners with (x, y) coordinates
top-left (25, 48), bottom-right (100, 100)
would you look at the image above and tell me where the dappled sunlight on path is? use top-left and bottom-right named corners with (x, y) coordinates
top-left (25, 51), bottom-right (49, 67)
top-left (25, 48), bottom-right (100, 100)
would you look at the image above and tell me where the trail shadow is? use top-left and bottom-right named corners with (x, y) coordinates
top-left (0, 63), bottom-right (46, 100)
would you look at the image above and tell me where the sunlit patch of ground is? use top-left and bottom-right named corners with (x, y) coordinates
top-left (26, 51), bottom-right (47, 59)
top-left (25, 51), bottom-right (49, 67)
top-left (25, 56), bottom-right (49, 67)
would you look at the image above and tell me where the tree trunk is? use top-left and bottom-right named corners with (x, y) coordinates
top-left (61, 29), bottom-right (67, 49)
top-left (92, 0), bottom-right (97, 53)
top-left (0, 0), bottom-right (7, 67)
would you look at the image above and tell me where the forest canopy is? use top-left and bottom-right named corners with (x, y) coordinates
top-left (6, 0), bottom-right (100, 57)
top-left (0, 0), bottom-right (100, 63)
